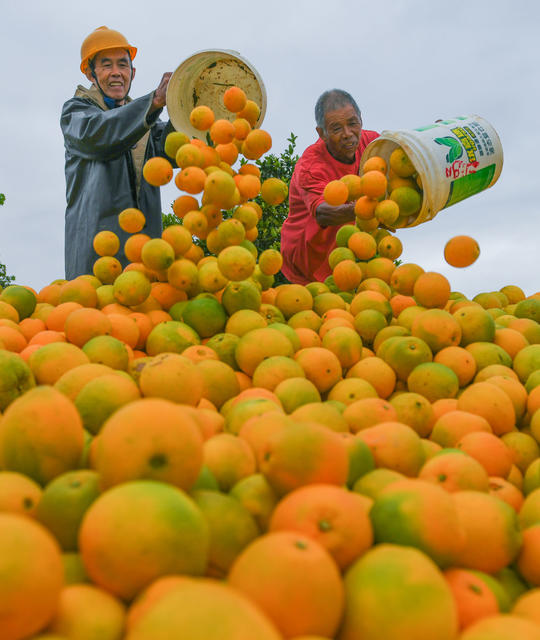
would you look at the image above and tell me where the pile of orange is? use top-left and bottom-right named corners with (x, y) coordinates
top-left (0, 86), bottom-right (540, 640)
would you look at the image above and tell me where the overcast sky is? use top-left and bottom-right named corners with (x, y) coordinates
top-left (1, 0), bottom-right (538, 298)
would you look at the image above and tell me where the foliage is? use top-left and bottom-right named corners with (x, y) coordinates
top-left (0, 194), bottom-right (15, 288)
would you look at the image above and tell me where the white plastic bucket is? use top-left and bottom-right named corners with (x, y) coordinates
top-left (166, 49), bottom-right (267, 140)
top-left (360, 115), bottom-right (503, 228)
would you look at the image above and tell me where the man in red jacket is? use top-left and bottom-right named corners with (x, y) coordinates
top-left (280, 89), bottom-right (379, 284)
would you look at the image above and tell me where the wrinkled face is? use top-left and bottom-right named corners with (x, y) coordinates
top-left (85, 47), bottom-right (135, 102)
top-left (317, 104), bottom-right (362, 163)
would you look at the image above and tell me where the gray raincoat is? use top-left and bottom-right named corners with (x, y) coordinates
top-left (61, 84), bottom-right (173, 279)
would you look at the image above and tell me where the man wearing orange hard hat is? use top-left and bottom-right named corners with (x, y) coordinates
top-left (61, 26), bottom-right (173, 279)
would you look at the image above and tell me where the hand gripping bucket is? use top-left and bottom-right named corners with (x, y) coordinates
top-left (166, 49), bottom-right (267, 140)
top-left (360, 115), bottom-right (503, 228)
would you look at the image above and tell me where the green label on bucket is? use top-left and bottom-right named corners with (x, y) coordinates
top-left (444, 164), bottom-right (496, 208)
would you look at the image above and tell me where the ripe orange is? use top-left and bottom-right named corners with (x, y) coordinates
top-left (228, 531), bottom-right (344, 638)
top-left (0, 513), bottom-right (64, 640)
top-left (269, 484), bottom-right (373, 569)
top-left (142, 157), bottom-right (173, 186)
top-left (444, 235), bottom-right (481, 268)
top-left (80, 480), bottom-right (210, 601)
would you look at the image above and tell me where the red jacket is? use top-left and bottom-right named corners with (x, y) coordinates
top-left (280, 131), bottom-right (379, 284)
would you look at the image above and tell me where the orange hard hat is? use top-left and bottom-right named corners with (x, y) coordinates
top-left (80, 26), bottom-right (137, 73)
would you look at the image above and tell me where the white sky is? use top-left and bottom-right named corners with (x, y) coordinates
top-left (1, 0), bottom-right (538, 297)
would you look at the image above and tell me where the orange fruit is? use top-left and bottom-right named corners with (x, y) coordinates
top-left (191, 488), bottom-right (259, 578)
top-left (233, 118), bottom-right (252, 140)
top-left (235, 328), bottom-right (294, 377)
top-left (347, 231), bottom-right (377, 261)
top-left (413, 271), bottom-right (451, 308)
top-left (244, 129), bottom-right (272, 157)
top-left (258, 419), bottom-right (349, 496)
top-left (0, 513), bottom-right (64, 640)
top-left (119, 207), bottom-right (146, 233)
top-left (411, 308), bottom-right (462, 352)
top-left (379, 335), bottom-right (433, 382)
top-left (28, 341), bottom-right (90, 385)
top-left (75, 373), bottom-right (141, 435)
top-left (270, 374), bottom-right (321, 411)
top-left (341, 174), bottom-right (363, 200)
top-left (175, 166), bottom-right (207, 194)
top-left (189, 105), bottom-right (215, 130)
top-left (354, 195), bottom-right (378, 219)
top-left (374, 199), bottom-right (400, 226)
top-left (444, 235), bottom-right (481, 268)
top-left (215, 142), bottom-right (239, 166)
top-left (94, 398), bottom-right (203, 490)
top-left (217, 245), bottom-right (255, 281)
top-left (360, 170), bottom-right (387, 199)
top-left (142, 157), bottom-right (173, 186)
top-left (252, 355), bottom-right (306, 391)
top-left (321, 325), bottom-right (363, 369)
top-left (323, 180), bottom-right (349, 206)
top-left (35, 469), bottom-right (101, 551)
top-left (0, 470), bottom-right (42, 518)
top-left (93, 230), bottom-right (120, 257)
top-left (362, 155), bottom-right (387, 173)
top-left (0, 385), bottom-right (84, 485)
top-left (139, 352), bottom-right (204, 403)
top-left (378, 234), bottom-right (403, 260)
top-left (389, 147), bottom-right (416, 177)
top-left (443, 568), bottom-right (499, 630)
top-left (79, 480), bottom-right (209, 601)
top-left (356, 421), bottom-right (426, 476)
top-left (343, 397), bottom-right (396, 434)
top-left (269, 484), bottom-right (373, 569)
top-left (124, 234), bottom-right (151, 264)
top-left (237, 99), bottom-right (261, 127)
top-left (457, 381), bottom-right (515, 436)
top-left (370, 478), bottom-right (465, 567)
top-left (457, 430), bottom-right (513, 478)
top-left (429, 410), bottom-right (493, 448)
top-left (294, 346), bottom-right (343, 394)
top-left (141, 238), bottom-right (175, 273)
top-left (47, 583), bottom-right (126, 639)
top-left (489, 476), bottom-right (524, 512)
top-left (228, 531), bottom-right (344, 639)
top-left (209, 118), bottom-right (236, 145)
top-left (453, 305), bottom-right (496, 346)
top-left (260, 178), bottom-right (288, 205)
top-left (202, 433), bottom-right (256, 492)
top-left (82, 335), bottom-right (130, 371)
top-left (434, 345), bottom-right (477, 387)
top-left (389, 391), bottom-right (436, 437)
top-left (126, 576), bottom-right (283, 640)
top-left (452, 490), bottom-right (522, 573)
top-left (515, 524), bottom-right (540, 586)
top-left (406, 361), bottom-right (460, 403)
top-left (223, 85), bottom-right (248, 112)
top-left (63, 307), bottom-right (113, 348)
top-left (418, 450), bottom-right (490, 493)
top-left (175, 143), bottom-right (204, 169)
top-left (340, 544), bottom-right (458, 640)
top-left (346, 356), bottom-right (397, 399)
top-left (332, 259), bottom-right (363, 292)
top-left (459, 614), bottom-right (540, 639)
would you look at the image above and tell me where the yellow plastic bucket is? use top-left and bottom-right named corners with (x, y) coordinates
top-left (166, 49), bottom-right (267, 140)
top-left (360, 115), bottom-right (504, 228)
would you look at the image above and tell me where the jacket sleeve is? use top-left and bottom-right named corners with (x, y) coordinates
top-left (61, 92), bottom-right (162, 162)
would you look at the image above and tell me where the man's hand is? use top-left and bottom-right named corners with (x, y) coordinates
top-left (315, 202), bottom-right (356, 228)
top-left (149, 73), bottom-right (172, 113)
